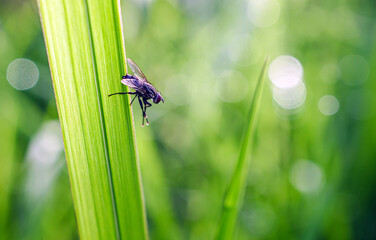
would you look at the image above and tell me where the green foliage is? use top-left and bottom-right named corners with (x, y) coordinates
top-left (1, 0), bottom-right (376, 239)
top-left (215, 58), bottom-right (268, 240)
top-left (37, 0), bottom-right (147, 239)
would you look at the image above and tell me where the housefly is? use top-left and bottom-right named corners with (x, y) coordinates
top-left (109, 58), bottom-right (164, 126)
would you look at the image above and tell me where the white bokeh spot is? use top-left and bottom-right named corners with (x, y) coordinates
top-left (318, 95), bottom-right (340, 116)
top-left (7, 58), bottom-right (39, 90)
top-left (290, 159), bottom-right (324, 193)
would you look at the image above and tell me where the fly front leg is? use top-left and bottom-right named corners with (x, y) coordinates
top-left (108, 91), bottom-right (136, 97)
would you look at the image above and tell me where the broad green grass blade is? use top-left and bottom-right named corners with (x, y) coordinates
top-left (215, 58), bottom-right (269, 240)
top-left (37, 0), bottom-right (148, 239)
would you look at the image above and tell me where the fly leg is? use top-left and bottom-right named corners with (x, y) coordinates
top-left (130, 94), bottom-right (138, 106)
top-left (108, 91), bottom-right (136, 97)
top-left (109, 91), bottom-right (138, 106)
top-left (138, 95), bottom-right (146, 127)
top-left (143, 99), bottom-right (152, 126)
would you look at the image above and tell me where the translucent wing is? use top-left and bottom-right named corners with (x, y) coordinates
top-left (121, 75), bottom-right (147, 94)
top-left (127, 58), bottom-right (148, 83)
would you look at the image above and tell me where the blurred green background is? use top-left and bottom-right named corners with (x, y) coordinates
top-left (1, 0), bottom-right (375, 239)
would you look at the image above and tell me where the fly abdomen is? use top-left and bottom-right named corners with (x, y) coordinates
top-left (144, 84), bottom-right (157, 98)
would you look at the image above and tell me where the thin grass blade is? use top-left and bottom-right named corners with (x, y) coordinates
top-left (215, 57), bottom-right (269, 240)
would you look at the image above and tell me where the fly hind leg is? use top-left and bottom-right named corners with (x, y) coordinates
top-left (143, 99), bottom-right (152, 126)
top-left (138, 96), bottom-right (146, 127)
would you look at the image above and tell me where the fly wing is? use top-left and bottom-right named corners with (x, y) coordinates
top-left (121, 75), bottom-right (147, 94)
top-left (127, 58), bottom-right (148, 83)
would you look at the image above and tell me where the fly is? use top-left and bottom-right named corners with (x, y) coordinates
top-left (109, 58), bottom-right (164, 126)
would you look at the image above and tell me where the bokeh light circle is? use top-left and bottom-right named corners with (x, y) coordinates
top-left (243, 205), bottom-right (276, 237)
top-left (318, 95), bottom-right (340, 116)
top-left (7, 58), bottom-right (39, 90)
top-left (272, 81), bottom-right (306, 110)
top-left (290, 159), bottom-right (323, 193)
top-left (268, 55), bottom-right (303, 89)
top-left (247, 0), bottom-right (280, 28)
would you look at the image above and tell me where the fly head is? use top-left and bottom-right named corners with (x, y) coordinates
top-left (153, 92), bottom-right (164, 104)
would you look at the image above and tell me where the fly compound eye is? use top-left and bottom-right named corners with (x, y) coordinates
top-left (154, 93), bottom-right (162, 103)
